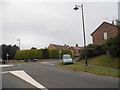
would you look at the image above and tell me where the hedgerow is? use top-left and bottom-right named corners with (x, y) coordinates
top-left (14, 49), bottom-right (73, 60)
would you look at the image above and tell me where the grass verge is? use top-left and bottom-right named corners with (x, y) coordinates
top-left (58, 63), bottom-right (119, 78)
top-left (79, 55), bottom-right (120, 69)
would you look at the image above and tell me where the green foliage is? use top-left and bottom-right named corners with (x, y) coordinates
top-left (105, 33), bottom-right (120, 57)
top-left (59, 63), bottom-right (119, 77)
top-left (49, 49), bottom-right (59, 59)
top-left (1, 44), bottom-right (19, 60)
top-left (80, 44), bottom-right (106, 59)
top-left (41, 49), bottom-right (49, 59)
top-left (61, 49), bottom-right (74, 58)
top-left (14, 49), bottom-right (73, 60)
top-left (14, 49), bottom-right (43, 60)
top-left (79, 55), bottom-right (120, 69)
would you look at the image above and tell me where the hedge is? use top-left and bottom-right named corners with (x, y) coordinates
top-left (14, 49), bottom-right (74, 60)
top-left (61, 49), bottom-right (74, 58)
top-left (80, 44), bottom-right (106, 59)
top-left (49, 49), bottom-right (59, 59)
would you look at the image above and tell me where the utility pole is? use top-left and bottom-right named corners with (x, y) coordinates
top-left (74, 4), bottom-right (88, 66)
top-left (17, 39), bottom-right (20, 50)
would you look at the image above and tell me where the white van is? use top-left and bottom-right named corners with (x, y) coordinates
top-left (61, 54), bottom-right (73, 64)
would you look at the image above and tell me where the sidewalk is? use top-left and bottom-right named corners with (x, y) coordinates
top-left (75, 62), bottom-right (119, 72)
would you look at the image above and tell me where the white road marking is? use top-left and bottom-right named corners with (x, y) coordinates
top-left (0, 65), bottom-right (13, 68)
top-left (40, 62), bottom-right (54, 65)
top-left (40, 62), bottom-right (49, 64)
top-left (1, 71), bottom-right (9, 74)
top-left (9, 70), bottom-right (47, 89)
top-left (49, 64), bottom-right (54, 65)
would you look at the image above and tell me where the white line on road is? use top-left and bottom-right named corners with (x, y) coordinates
top-left (1, 71), bottom-right (9, 74)
top-left (40, 62), bottom-right (54, 65)
top-left (0, 65), bottom-right (13, 68)
top-left (9, 70), bottom-right (48, 89)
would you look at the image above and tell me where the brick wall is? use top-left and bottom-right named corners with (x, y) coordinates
top-left (92, 22), bottom-right (118, 44)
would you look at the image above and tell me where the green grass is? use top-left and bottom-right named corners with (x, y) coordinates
top-left (58, 63), bottom-right (119, 77)
top-left (73, 57), bottom-right (80, 62)
top-left (79, 55), bottom-right (120, 69)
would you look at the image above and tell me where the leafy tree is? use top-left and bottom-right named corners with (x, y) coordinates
top-left (41, 49), bottom-right (49, 59)
top-left (105, 30), bottom-right (120, 57)
top-left (80, 44), bottom-right (106, 59)
top-left (1, 44), bottom-right (19, 60)
top-left (31, 47), bottom-right (37, 49)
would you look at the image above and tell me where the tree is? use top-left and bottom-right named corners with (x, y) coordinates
top-left (41, 49), bottom-right (49, 59)
top-left (105, 19), bottom-right (120, 57)
top-left (31, 47), bottom-right (37, 49)
top-left (1, 44), bottom-right (19, 60)
top-left (105, 32), bottom-right (120, 57)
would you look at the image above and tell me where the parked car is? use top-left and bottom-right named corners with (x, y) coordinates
top-left (32, 59), bottom-right (38, 62)
top-left (61, 54), bottom-right (73, 64)
top-left (0, 58), bottom-right (6, 64)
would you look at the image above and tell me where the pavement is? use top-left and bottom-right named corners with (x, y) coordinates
top-left (1, 61), bottom-right (119, 89)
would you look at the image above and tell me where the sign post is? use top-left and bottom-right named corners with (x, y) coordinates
top-left (59, 50), bottom-right (61, 60)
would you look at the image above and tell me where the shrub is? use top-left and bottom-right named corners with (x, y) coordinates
top-left (41, 49), bottom-right (49, 59)
top-left (14, 49), bottom-right (74, 60)
top-left (49, 49), bottom-right (59, 59)
top-left (80, 44), bottom-right (106, 59)
top-left (105, 33), bottom-right (120, 57)
top-left (61, 49), bottom-right (74, 58)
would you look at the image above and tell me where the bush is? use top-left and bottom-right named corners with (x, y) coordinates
top-left (49, 49), bottom-right (59, 59)
top-left (61, 49), bottom-right (74, 58)
top-left (105, 32), bottom-right (120, 57)
top-left (14, 49), bottom-right (74, 60)
top-left (14, 49), bottom-right (43, 60)
top-left (80, 44), bottom-right (106, 59)
top-left (41, 49), bottom-right (49, 59)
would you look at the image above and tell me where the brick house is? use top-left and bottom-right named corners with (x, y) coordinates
top-left (91, 22), bottom-right (118, 44)
top-left (48, 44), bottom-right (83, 57)
top-left (48, 44), bottom-right (69, 50)
top-left (69, 44), bottom-right (84, 57)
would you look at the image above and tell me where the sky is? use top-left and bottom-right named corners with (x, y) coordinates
top-left (0, 0), bottom-right (119, 50)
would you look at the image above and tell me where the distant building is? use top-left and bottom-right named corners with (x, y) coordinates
top-left (69, 44), bottom-right (84, 57)
top-left (48, 44), bottom-right (83, 57)
top-left (91, 22), bottom-right (118, 44)
top-left (48, 44), bottom-right (69, 50)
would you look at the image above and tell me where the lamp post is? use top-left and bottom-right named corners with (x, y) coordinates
top-left (74, 4), bottom-right (88, 66)
top-left (17, 39), bottom-right (20, 50)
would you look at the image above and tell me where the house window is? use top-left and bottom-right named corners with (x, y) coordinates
top-left (104, 32), bottom-right (108, 40)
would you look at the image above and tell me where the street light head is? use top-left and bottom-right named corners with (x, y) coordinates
top-left (74, 6), bottom-right (79, 10)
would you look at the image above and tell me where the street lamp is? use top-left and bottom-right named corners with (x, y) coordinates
top-left (17, 39), bottom-right (20, 50)
top-left (74, 4), bottom-right (88, 66)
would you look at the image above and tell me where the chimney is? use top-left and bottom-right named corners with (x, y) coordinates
top-left (76, 44), bottom-right (78, 47)
top-left (64, 44), bottom-right (66, 46)
top-left (112, 20), bottom-right (114, 25)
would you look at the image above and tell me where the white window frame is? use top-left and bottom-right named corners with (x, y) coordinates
top-left (104, 32), bottom-right (108, 40)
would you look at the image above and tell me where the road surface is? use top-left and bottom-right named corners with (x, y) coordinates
top-left (1, 61), bottom-right (119, 89)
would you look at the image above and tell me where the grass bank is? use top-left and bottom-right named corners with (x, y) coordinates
top-left (77, 55), bottom-right (120, 69)
top-left (58, 63), bottom-right (119, 78)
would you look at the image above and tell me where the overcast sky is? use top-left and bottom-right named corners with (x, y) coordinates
top-left (0, 0), bottom-right (119, 50)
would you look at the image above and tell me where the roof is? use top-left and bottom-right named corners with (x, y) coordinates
top-left (70, 46), bottom-right (82, 49)
top-left (91, 22), bottom-right (117, 36)
top-left (49, 44), bottom-right (69, 49)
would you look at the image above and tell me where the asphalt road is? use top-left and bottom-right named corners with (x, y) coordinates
top-left (1, 61), bottom-right (119, 89)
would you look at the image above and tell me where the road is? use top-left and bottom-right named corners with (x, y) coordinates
top-left (1, 61), bottom-right (119, 89)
